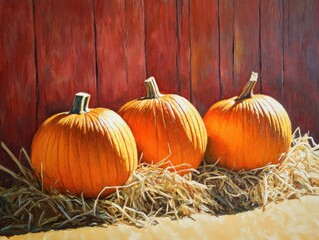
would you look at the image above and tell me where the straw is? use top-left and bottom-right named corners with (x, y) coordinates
top-left (0, 128), bottom-right (318, 236)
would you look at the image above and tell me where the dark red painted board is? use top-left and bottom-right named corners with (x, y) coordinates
top-left (233, 0), bottom-right (260, 93)
top-left (35, 0), bottom-right (96, 125)
top-left (190, 0), bottom-right (219, 114)
top-left (144, 0), bottom-right (179, 95)
top-left (95, 0), bottom-right (146, 109)
top-left (283, 0), bottom-right (319, 139)
top-left (0, 0), bottom-right (36, 181)
top-left (261, 0), bottom-right (284, 104)
top-left (219, 0), bottom-right (235, 99)
top-left (1, 0), bottom-right (319, 180)
top-left (177, 0), bottom-right (191, 99)
top-left (124, 0), bottom-right (147, 102)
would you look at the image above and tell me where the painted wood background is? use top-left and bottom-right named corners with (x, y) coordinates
top-left (0, 0), bottom-right (318, 181)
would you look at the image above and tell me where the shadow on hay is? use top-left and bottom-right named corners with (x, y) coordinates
top-left (0, 128), bottom-right (318, 236)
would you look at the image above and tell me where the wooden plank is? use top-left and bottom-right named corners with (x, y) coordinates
top-left (219, 0), bottom-right (235, 99)
top-left (177, 0), bottom-right (190, 99)
top-left (233, 0), bottom-right (260, 93)
top-left (283, 0), bottom-right (319, 140)
top-left (95, 0), bottom-right (146, 109)
top-left (94, 0), bottom-right (126, 109)
top-left (190, 0), bottom-right (219, 114)
top-left (35, 0), bottom-right (96, 125)
top-left (124, 0), bottom-right (147, 101)
top-left (144, 0), bottom-right (178, 95)
top-left (260, 0), bottom-right (284, 103)
top-left (0, 0), bottom-right (36, 182)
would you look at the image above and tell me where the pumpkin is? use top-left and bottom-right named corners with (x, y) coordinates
top-left (118, 77), bottom-right (207, 173)
top-left (31, 92), bottom-right (137, 198)
top-left (203, 72), bottom-right (292, 171)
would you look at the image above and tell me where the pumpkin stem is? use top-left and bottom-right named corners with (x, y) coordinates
top-left (236, 72), bottom-right (258, 101)
top-left (144, 77), bottom-right (162, 99)
top-left (70, 92), bottom-right (91, 114)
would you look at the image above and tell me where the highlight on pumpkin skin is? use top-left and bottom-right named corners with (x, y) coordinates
top-left (203, 72), bottom-right (292, 171)
top-left (31, 92), bottom-right (138, 198)
top-left (118, 77), bottom-right (207, 174)
top-left (1, 128), bottom-right (319, 235)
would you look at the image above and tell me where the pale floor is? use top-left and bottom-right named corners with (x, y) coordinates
top-left (3, 195), bottom-right (319, 240)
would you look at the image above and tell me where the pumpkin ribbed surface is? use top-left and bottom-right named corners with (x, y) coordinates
top-left (118, 77), bottom-right (207, 172)
top-left (203, 72), bottom-right (292, 170)
top-left (31, 93), bottom-right (137, 198)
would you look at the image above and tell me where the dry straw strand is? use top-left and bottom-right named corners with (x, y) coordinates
top-left (0, 128), bottom-right (319, 236)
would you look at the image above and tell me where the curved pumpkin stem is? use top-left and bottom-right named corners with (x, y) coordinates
top-left (236, 71), bottom-right (258, 101)
top-left (70, 92), bottom-right (91, 114)
top-left (144, 77), bottom-right (162, 99)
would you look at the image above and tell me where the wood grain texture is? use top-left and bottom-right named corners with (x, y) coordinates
top-left (95, 0), bottom-right (146, 109)
top-left (144, 0), bottom-right (178, 95)
top-left (260, 0), bottom-right (284, 103)
top-left (177, 0), bottom-right (190, 99)
top-left (1, 0), bottom-right (319, 178)
top-left (283, 0), bottom-right (319, 139)
top-left (190, 0), bottom-right (219, 114)
top-left (35, 0), bottom-right (96, 125)
top-left (219, 0), bottom-right (235, 99)
top-left (233, 0), bottom-right (260, 93)
top-left (0, 0), bottom-right (36, 182)
top-left (124, 0), bottom-right (147, 101)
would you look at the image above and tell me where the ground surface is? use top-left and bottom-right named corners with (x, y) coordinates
top-left (3, 195), bottom-right (319, 240)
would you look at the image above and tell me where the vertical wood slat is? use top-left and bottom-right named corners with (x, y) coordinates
top-left (144, 0), bottom-right (178, 95)
top-left (1, 0), bottom-right (319, 180)
top-left (95, 0), bottom-right (127, 109)
top-left (219, 0), bottom-right (234, 99)
top-left (260, 0), bottom-right (284, 103)
top-left (124, 0), bottom-right (147, 101)
top-left (190, 0), bottom-right (219, 114)
top-left (95, 0), bottom-right (146, 109)
top-left (0, 0), bottom-right (36, 182)
top-left (233, 0), bottom-right (260, 93)
top-left (177, 0), bottom-right (190, 99)
top-left (35, 0), bottom-right (96, 125)
top-left (283, 0), bottom-right (319, 139)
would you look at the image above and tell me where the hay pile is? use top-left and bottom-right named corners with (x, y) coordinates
top-left (0, 128), bottom-right (318, 236)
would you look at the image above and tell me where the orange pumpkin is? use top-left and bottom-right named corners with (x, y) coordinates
top-left (118, 77), bottom-right (207, 173)
top-left (31, 92), bottom-right (137, 198)
top-left (203, 72), bottom-right (292, 171)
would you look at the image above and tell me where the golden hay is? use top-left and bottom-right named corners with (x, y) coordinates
top-left (0, 128), bottom-right (318, 236)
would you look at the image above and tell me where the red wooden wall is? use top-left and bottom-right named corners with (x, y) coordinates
top-left (1, 0), bottom-right (318, 181)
